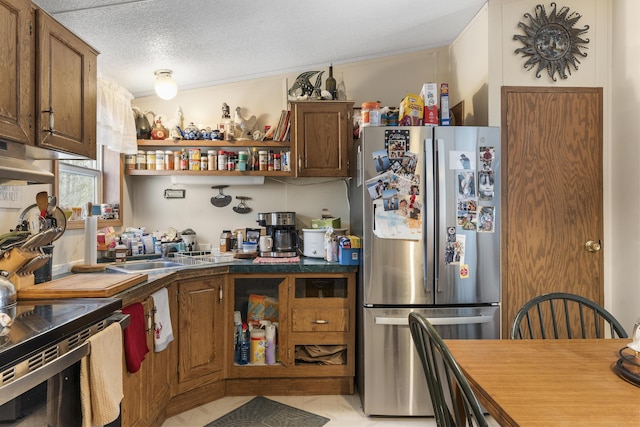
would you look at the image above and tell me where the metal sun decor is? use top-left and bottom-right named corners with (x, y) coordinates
top-left (513, 2), bottom-right (589, 81)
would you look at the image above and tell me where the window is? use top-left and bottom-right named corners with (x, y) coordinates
top-left (55, 147), bottom-right (123, 229)
top-left (58, 156), bottom-right (101, 208)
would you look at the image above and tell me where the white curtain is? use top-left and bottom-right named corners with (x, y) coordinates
top-left (96, 77), bottom-right (137, 154)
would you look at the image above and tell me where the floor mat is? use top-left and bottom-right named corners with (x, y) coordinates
top-left (204, 396), bottom-right (330, 427)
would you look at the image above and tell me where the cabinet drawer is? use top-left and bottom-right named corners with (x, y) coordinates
top-left (292, 308), bottom-right (348, 332)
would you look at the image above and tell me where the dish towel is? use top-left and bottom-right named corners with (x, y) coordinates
top-left (121, 303), bottom-right (149, 373)
top-left (80, 322), bottom-right (123, 427)
top-left (151, 287), bottom-right (174, 352)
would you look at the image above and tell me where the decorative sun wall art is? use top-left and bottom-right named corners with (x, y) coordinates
top-left (513, 3), bottom-right (590, 81)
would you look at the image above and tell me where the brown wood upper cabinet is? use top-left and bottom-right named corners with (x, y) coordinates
top-left (290, 101), bottom-right (353, 177)
top-left (0, 0), bottom-right (97, 159)
top-left (0, 0), bottom-right (34, 145)
top-left (36, 9), bottom-right (97, 159)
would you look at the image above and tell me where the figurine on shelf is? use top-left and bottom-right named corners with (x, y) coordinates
top-left (234, 106), bottom-right (257, 140)
top-left (151, 118), bottom-right (169, 140)
top-left (222, 102), bottom-right (231, 119)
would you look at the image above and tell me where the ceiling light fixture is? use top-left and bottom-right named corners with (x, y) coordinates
top-left (154, 69), bottom-right (177, 100)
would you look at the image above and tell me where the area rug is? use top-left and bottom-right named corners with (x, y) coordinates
top-left (204, 396), bottom-right (330, 427)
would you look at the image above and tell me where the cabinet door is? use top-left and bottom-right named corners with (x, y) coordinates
top-left (178, 276), bottom-right (225, 393)
top-left (147, 285), bottom-right (176, 424)
top-left (292, 101), bottom-right (352, 177)
top-left (36, 10), bottom-right (97, 158)
top-left (0, 0), bottom-right (34, 145)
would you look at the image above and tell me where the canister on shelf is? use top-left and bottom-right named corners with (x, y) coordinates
top-left (165, 150), bottom-right (174, 170)
top-left (188, 148), bottom-right (201, 171)
top-left (174, 151), bottom-right (181, 170)
top-left (155, 150), bottom-right (165, 170)
top-left (125, 154), bottom-right (136, 170)
top-left (258, 150), bottom-right (268, 171)
top-left (227, 153), bottom-right (235, 171)
top-left (207, 151), bottom-right (216, 170)
top-left (268, 150), bottom-right (274, 171)
top-left (218, 150), bottom-right (227, 171)
top-left (237, 151), bottom-right (248, 171)
top-left (201, 155), bottom-right (208, 171)
top-left (136, 150), bottom-right (146, 169)
top-left (273, 153), bottom-right (281, 171)
top-left (180, 149), bottom-right (188, 170)
top-left (146, 150), bottom-right (156, 170)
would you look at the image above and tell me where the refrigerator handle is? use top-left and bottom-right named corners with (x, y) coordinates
top-left (435, 138), bottom-right (447, 294)
top-left (374, 315), bottom-right (494, 326)
top-left (425, 135), bottom-right (435, 297)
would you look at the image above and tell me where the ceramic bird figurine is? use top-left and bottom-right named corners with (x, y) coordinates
top-left (234, 107), bottom-right (257, 139)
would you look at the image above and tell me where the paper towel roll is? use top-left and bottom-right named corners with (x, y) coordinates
top-left (84, 216), bottom-right (98, 265)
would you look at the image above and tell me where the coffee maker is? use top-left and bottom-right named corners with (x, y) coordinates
top-left (257, 212), bottom-right (299, 257)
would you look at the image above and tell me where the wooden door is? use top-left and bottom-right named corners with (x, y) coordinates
top-left (501, 87), bottom-right (603, 338)
top-left (36, 10), bottom-right (97, 158)
top-left (0, 0), bottom-right (34, 145)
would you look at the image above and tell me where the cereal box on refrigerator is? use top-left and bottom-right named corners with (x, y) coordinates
top-left (399, 94), bottom-right (424, 126)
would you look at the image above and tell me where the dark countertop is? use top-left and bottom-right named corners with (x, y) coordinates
top-left (102, 256), bottom-right (357, 306)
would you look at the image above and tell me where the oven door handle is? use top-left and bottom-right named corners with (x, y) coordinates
top-left (0, 342), bottom-right (89, 406)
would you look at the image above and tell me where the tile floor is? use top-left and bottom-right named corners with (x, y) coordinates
top-left (161, 393), bottom-right (501, 426)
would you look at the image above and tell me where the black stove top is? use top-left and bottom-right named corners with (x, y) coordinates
top-left (0, 298), bottom-right (122, 370)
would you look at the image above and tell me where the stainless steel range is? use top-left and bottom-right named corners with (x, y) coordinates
top-left (0, 298), bottom-right (125, 425)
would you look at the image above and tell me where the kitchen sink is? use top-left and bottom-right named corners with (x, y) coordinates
top-left (106, 260), bottom-right (188, 274)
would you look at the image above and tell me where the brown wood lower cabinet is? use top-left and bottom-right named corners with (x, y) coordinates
top-left (226, 273), bottom-right (355, 395)
top-left (121, 284), bottom-right (177, 427)
top-left (120, 271), bottom-right (355, 426)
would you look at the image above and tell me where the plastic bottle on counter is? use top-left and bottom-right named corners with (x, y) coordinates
top-left (237, 231), bottom-right (244, 250)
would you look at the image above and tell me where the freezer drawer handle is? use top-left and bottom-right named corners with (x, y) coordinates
top-left (374, 315), bottom-right (493, 326)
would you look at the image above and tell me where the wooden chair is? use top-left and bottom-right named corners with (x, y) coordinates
top-left (408, 312), bottom-right (488, 427)
top-left (510, 292), bottom-right (628, 339)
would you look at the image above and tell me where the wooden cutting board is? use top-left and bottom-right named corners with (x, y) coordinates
top-left (17, 273), bottom-right (148, 299)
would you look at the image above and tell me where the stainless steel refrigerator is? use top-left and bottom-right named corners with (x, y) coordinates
top-left (350, 126), bottom-right (501, 416)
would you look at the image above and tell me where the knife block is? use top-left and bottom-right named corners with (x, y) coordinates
top-left (9, 273), bottom-right (35, 290)
top-left (0, 248), bottom-right (36, 276)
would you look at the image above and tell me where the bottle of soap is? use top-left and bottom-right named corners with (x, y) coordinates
top-left (115, 238), bottom-right (127, 263)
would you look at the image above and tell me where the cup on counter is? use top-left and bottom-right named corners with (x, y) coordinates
top-left (259, 235), bottom-right (273, 252)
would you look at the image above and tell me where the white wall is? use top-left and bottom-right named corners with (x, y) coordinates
top-left (449, 3), bottom-right (489, 126)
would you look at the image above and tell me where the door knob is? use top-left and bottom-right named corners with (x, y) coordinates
top-left (585, 240), bottom-right (601, 252)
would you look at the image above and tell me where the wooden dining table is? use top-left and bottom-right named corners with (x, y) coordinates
top-left (445, 339), bottom-right (640, 426)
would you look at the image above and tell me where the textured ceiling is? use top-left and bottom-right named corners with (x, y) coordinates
top-left (32, 0), bottom-right (486, 98)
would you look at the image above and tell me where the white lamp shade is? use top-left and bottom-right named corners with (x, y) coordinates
top-left (154, 70), bottom-right (177, 100)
